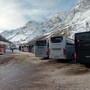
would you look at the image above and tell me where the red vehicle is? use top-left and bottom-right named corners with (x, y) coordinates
top-left (0, 44), bottom-right (6, 54)
top-left (0, 35), bottom-right (10, 54)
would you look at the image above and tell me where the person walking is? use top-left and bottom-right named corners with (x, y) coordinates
top-left (12, 48), bottom-right (14, 53)
top-left (10, 47), bottom-right (14, 53)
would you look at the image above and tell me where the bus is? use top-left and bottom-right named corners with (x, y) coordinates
top-left (49, 35), bottom-right (75, 60)
top-left (28, 39), bottom-right (36, 53)
top-left (20, 45), bottom-right (29, 52)
top-left (35, 40), bottom-right (49, 58)
top-left (75, 31), bottom-right (90, 64)
top-left (35, 35), bottom-right (50, 58)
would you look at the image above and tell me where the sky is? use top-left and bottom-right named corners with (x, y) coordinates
top-left (0, 0), bottom-right (78, 32)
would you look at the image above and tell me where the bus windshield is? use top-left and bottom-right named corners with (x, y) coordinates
top-left (51, 36), bottom-right (63, 43)
top-left (76, 33), bottom-right (90, 41)
top-left (75, 33), bottom-right (90, 47)
top-left (36, 40), bottom-right (46, 46)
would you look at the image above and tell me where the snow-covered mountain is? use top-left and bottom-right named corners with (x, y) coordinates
top-left (65, 0), bottom-right (90, 38)
top-left (1, 21), bottom-right (49, 44)
top-left (1, 0), bottom-right (90, 44)
top-left (1, 13), bottom-right (65, 44)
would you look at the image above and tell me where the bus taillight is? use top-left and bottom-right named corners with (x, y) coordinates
top-left (0, 48), bottom-right (2, 52)
top-left (63, 48), bottom-right (66, 56)
top-left (73, 52), bottom-right (76, 60)
top-left (48, 49), bottom-right (51, 55)
top-left (46, 51), bottom-right (48, 55)
top-left (46, 49), bottom-right (50, 56)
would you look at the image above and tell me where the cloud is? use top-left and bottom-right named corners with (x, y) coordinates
top-left (0, 0), bottom-right (27, 30)
top-left (0, 0), bottom-right (78, 30)
top-left (16, 0), bottom-right (78, 21)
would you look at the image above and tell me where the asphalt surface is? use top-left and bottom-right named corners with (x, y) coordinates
top-left (0, 49), bottom-right (36, 90)
top-left (0, 49), bottom-right (90, 90)
top-left (0, 49), bottom-right (19, 63)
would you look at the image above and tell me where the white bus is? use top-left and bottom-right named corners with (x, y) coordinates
top-left (20, 45), bottom-right (29, 52)
top-left (35, 35), bottom-right (50, 58)
top-left (49, 35), bottom-right (75, 60)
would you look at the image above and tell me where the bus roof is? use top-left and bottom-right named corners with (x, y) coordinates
top-left (50, 30), bottom-right (67, 37)
top-left (0, 35), bottom-right (11, 44)
top-left (36, 34), bottom-right (51, 41)
top-left (27, 34), bottom-right (51, 45)
top-left (75, 31), bottom-right (90, 35)
top-left (50, 33), bottom-right (66, 38)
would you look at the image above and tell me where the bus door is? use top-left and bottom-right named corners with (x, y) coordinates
top-left (49, 36), bottom-right (66, 59)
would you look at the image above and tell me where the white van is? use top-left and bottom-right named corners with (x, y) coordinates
top-left (49, 35), bottom-right (74, 60)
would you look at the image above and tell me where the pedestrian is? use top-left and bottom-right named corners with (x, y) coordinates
top-left (11, 48), bottom-right (14, 53)
top-left (12, 49), bottom-right (13, 53)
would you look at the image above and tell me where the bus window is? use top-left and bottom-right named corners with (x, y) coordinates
top-left (76, 33), bottom-right (90, 46)
top-left (76, 33), bottom-right (90, 41)
top-left (36, 40), bottom-right (46, 46)
top-left (51, 36), bottom-right (63, 43)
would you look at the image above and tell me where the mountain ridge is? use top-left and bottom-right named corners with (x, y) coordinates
top-left (1, 0), bottom-right (90, 44)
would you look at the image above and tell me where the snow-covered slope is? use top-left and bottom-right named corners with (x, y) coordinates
top-left (1, 13), bottom-right (65, 44)
top-left (65, 0), bottom-right (90, 38)
top-left (1, 0), bottom-right (90, 44)
top-left (1, 21), bottom-right (49, 44)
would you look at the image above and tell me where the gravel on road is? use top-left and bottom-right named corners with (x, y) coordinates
top-left (0, 51), bottom-right (90, 90)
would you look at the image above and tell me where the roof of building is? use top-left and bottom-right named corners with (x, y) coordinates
top-left (0, 35), bottom-right (11, 43)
